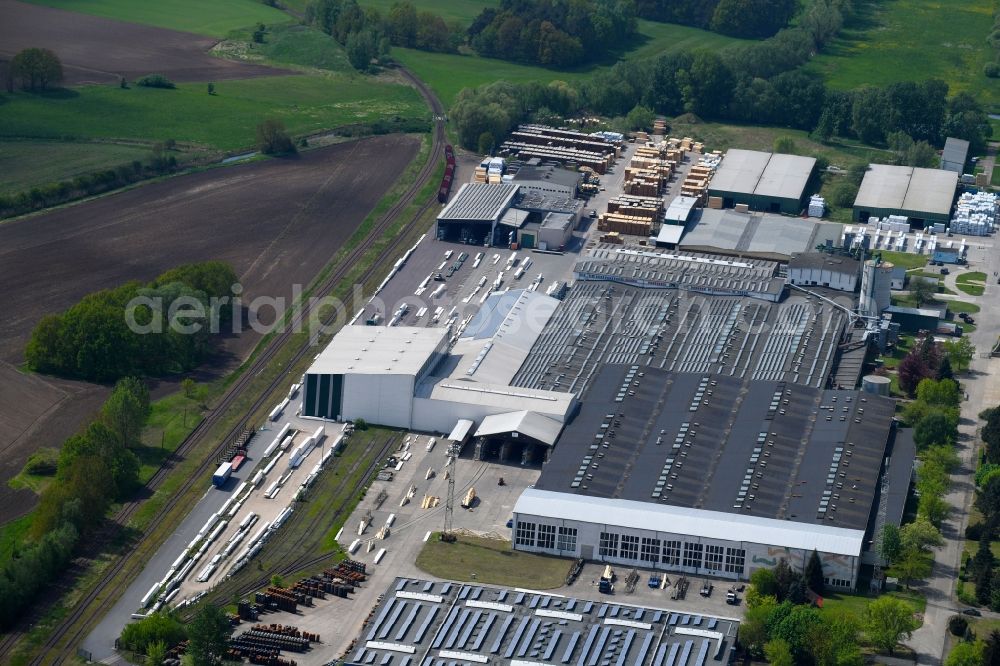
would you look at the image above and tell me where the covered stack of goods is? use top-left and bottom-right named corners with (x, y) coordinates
top-left (808, 195), bottom-right (825, 217)
top-left (950, 191), bottom-right (997, 236)
top-left (653, 118), bottom-right (667, 135)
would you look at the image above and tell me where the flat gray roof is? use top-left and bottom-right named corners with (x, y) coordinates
top-left (854, 165), bottom-right (957, 216)
top-left (306, 325), bottom-right (447, 376)
top-left (788, 252), bottom-right (861, 274)
top-left (680, 209), bottom-right (840, 260)
top-left (438, 183), bottom-right (519, 222)
top-left (941, 137), bottom-right (970, 173)
top-left (351, 578), bottom-right (740, 666)
top-left (708, 149), bottom-right (815, 200)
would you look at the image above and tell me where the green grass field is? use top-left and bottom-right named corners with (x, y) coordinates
top-left (362, 0), bottom-right (494, 24)
top-left (0, 75), bottom-right (425, 151)
top-left (810, 0), bottom-right (1000, 111)
top-left (878, 250), bottom-right (929, 270)
top-left (395, 19), bottom-right (742, 107)
top-left (26, 0), bottom-right (287, 37)
top-left (416, 534), bottom-right (572, 588)
top-left (0, 141), bottom-right (160, 195)
top-left (956, 271), bottom-right (988, 296)
top-left (220, 22), bottom-right (355, 74)
top-left (0, 515), bottom-right (32, 563)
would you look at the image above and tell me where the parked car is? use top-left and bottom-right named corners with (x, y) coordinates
top-left (700, 581), bottom-right (713, 597)
top-left (941, 268), bottom-right (950, 275)
top-left (962, 608), bottom-right (983, 617)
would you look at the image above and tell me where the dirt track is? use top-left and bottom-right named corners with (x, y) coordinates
top-left (0, 135), bottom-right (420, 521)
top-left (0, 0), bottom-right (288, 85)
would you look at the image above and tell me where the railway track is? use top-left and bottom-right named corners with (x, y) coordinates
top-left (17, 68), bottom-right (446, 666)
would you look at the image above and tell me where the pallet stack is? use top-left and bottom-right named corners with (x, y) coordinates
top-left (606, 194), bottom-right (664, 224)
top-left (597, 213), bottom-right (652, 236)
top-left (653, 118), bottom-right (668, 135)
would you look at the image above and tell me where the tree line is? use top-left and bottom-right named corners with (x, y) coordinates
top-left (449, 13), bottom-right (992, 155)
top-left (0, 378), bottom-right (150, 629)
top-left (305, 0), bottom-right (463, 70)
top-left (467, 0), bottom-right (637, 67)
top-left (0, 141), bottom-right (180, 220)
top-left (26, 261), bottom-right (238, 383)
top-left (634, 0), bottom-right (816, 39)
top-left (963, 406), bottom-right (1000, 612)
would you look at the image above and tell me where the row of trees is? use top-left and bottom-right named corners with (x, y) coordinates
top-left (899, 333), bottom-right (971, 397)
top-left (0, 141), bottom-right (179, 219)
top-left (0, 378), bottom-right (149, 629)
top-left (946, 626), bottom-right (1000, 666)
top-left (963, 406), bottom-right (1000, 610)
top-left (468, 0), bottom-right (637, 67)
top-left (25, 261), bottom-right (238, 382)
top-left (741, 560), bottom-right (919, 662)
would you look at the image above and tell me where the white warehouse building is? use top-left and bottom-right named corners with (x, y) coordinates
top-left (513, 488), bottom-right (863, 588)
top-left (787, 252), bottom-right (861, 292)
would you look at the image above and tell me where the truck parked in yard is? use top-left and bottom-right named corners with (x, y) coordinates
top-left (212, 461), bottom-right (232, 488)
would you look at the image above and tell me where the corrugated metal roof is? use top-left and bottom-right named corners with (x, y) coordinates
top-left (514, 488), bottom-right (865, 556)
top-left (438, 183), bottom-right (519, 222)
top-left (475, 410), bottom-right (564, 445)
top-left (941, 137), bottom-right (970, 173)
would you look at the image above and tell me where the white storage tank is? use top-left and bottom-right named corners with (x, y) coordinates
top-left (862, 374), bottom-right (891, 396)
top-left (860, 259), bottom-right (894, 317)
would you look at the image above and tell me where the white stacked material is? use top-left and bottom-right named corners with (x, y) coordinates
top-left (808, 194), bottom-right (825, 218)
top-left (269, 398), bottom-right (290, 421)
top-left (874, 216), bottom-right (910, 233)
top-left (951, 192), bottom-right (997, 236)
top-left (263, 423), bottom-right (292, 457)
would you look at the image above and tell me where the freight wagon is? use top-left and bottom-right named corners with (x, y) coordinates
top-left (230, 454), bottom-right (245, 472)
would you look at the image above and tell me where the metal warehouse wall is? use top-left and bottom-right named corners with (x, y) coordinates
top-left (511, 512), bottom-right (859, 590)
top-left (341, 374), bottom-right (414, 429)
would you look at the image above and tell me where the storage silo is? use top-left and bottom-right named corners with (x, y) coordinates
top-left (862, 374), bottom-right (891, 396)
top-left (859, 259), bottom-right (893, 317)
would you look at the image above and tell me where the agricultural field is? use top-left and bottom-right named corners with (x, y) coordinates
top-left (0, 75), bottom-right (425, 151)
top-left (810, 0), bottom-right (1000, 111)
top-left (23, 0), bottom-right (287, 37)
top-left (0, 135), bottom-right (419, 522)
top-left (394, 19), bottom-right (742, 107)
top-left (0, 141), bottom-right (163, 195)
top-left (1, 0), bottom-right (287, 86)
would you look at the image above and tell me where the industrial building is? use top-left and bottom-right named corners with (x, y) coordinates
top-left (436, 183), bottom-right (520, 245)
top-left (513, 367), bottom-right (912, 589)
top-left (787, 253), bottom-right (860, 292)
top-left (436, 181), bottom-right (583, 249)
top-left (349, 578), bottom-right (740, 666)
top-left (511, 164), bottom-right (581, 198)
top-left (706, 149), bottom-right (817, 214)
top-left (852, 164), bottom-right (958, 225)
top-left (940, 137), bottom-right (970, 174)
top-left (678, 209), bottom-right (842, 262)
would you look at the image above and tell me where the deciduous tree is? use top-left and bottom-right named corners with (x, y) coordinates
top-left (863, 596), bottom-right (918, 655)
top-left (11, 47), bottom-right (63, 91)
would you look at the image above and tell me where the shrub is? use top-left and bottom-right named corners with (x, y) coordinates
top-left (23, 448), bottom-right (59, 476)
top-left (949, 614), bottom-right (969, 636)
top-left (135, 74), bottom-right (176, 89)
top-left (985, 62), bottom-right (1000, 79)
top-left (967, 522), bottom-right (985, 541)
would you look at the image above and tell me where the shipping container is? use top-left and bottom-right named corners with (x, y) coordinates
top-left (212, 462), bottom-right (232, 488)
